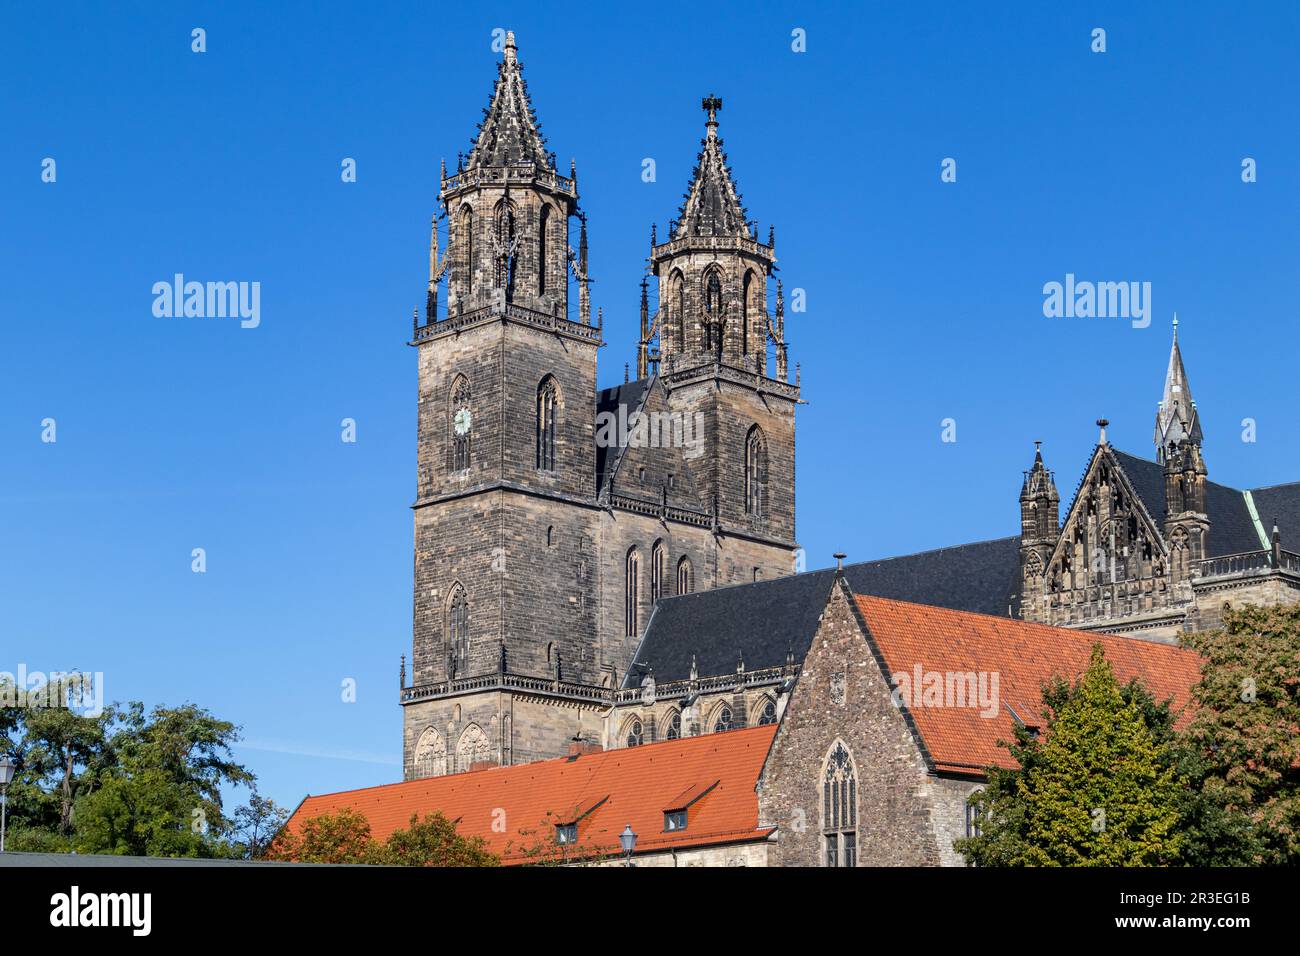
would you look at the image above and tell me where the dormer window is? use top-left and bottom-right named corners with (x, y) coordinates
top-left (664, 809), bottom-right (688, 832)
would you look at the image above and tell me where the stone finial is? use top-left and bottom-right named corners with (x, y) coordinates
top-left (834, 552), bottom-right (847, 572)
top-left (702, 95), bottom-right (722, 132)
top-left (1096, 418), bottom-right (1110, 446)
top-left (504, 30), bottom-right (517, 64)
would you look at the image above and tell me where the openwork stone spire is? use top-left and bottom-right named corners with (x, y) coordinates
top-left (1154, 315), bottom-right (1202, 460)
top-left (675, 96), bottom-right (749, 239)
top-left (466, 30), bottom-right (552, 169)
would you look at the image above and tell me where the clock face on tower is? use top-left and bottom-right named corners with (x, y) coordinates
top-left (453, 407), bottom-right (472, 436)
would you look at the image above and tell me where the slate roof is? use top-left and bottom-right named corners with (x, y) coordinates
top-left (285, 726), bottom-right (778, 864)
top-left (1249, 481), bottom-right (1300, 545)
top-left (1110, 449), bottom-right (1294, 556)
top-left (627, 538), bottom-right (1023, 686)
top-left (595, 377), bottom-right (650, 494)
top-left (854, 594), bottom-right (1202, 774)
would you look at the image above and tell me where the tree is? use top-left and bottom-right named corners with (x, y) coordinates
top-left (958, 645), bottom-right (1184, 866)
top-left (269, 807), bottom-right (375, 864)
top-left (270, 809), bottom-right (502, 866)
top-left (74, 703), bottom-right (250, 858)
top-left (376, 813), bottom-right (499, 867)
top-left (1179, 603), bottom-right (1300, 864)
top-left (230, 788), bottom-right (292, 860)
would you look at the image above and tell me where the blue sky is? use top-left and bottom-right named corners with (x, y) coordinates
top-left (4, 1), bottom-right (1298, 811)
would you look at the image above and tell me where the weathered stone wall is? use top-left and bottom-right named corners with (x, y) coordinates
top-left (758, 581), bottom-right (949, 867)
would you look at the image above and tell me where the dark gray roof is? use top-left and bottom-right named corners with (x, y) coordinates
top-left (626, 537), bottom-right (1022, 686)
top-left (595, 377), bottom-right (650, 494)
top-left (1111, 449), bottom-right (1269, 556)
top-left (842, 537), bottom-right (1022, 619)
top-left (1249, 482), bottom-right (1300, 549)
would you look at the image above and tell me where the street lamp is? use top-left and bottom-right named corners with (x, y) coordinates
top-left (0, 754), bottom-right (15, 854)
top-left (619, 824), bottom-right (637, 867)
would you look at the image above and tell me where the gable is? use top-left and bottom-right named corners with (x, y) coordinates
top-left (1047, 445), bottom-right (1168, 581)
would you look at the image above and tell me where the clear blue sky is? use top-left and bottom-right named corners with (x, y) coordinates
top-left (4, 2), bottom-right (1298, 811)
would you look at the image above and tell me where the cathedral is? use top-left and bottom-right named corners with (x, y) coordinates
top-left (400, 32), bottom-right (799, 777)
top-left (398, 32), bottom-right (1300, 781)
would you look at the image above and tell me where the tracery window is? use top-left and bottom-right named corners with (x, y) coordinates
top-left (676, 556), bottom-right (694, 595)
top-left (713, 705), bottom-right (733, 734)
top-left (536, 376), bottom-right (558, 471)
top-left (745, 426), bottom-right (768, 519)
top-left (665, 711), bottom-right (681, 740)
top-left (703, 270), bottom-right (723, 352)
top-left (651, 540), bottom-right (667, 602)
top-left (757, 698), bottom-right (777, 726)
top-left (451, 374), bottom-right (471, 472)
top-left (625, 718), bottom-right (644, 748)
top-left (413, 727), bottom-right (447, 778)
top-left (538, 204), bottom-right (550, 295)
top-left (625, 547), bottom-right (640, 637)
top-left (823, 741), bottom-right (857, 867)
top-left (447, 585), bottom-right (470, 676)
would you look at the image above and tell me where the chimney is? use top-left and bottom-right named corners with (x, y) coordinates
top-left (567, 740), bottom-right (603, 759)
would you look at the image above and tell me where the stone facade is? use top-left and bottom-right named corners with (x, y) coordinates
top-left (401, 33), bottom-right (799, 778)
top-left (756, 579), bottom-right (980, 867)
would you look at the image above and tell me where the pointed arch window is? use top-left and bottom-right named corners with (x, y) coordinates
top-left (703, 270), bottom-right (723, 353)
top-left (625, 547), bottom-right (640, 637)
top-left (495, 200), bottom-right (517, 295)
top-left (450, 375), bottom-right (471, 472)
top-left (536, 376), bottom-right (559, 471)
top-left (459, 206), bottom-right (475, 296)
top-left (670, 271), bottom-right (685, 352)
top-left (823, 741), bottom-right (857, 867)
top-left (665, 711), bottom-right (681, 740)
top-left (625, 718), bottom-right (644, 748)
top-left (413, 727), bottom-right (447, 779)
top-left (757, 698), bottom-right (777, 726)
top-left (741, 270), bottom-right (753, 355)
top-left (745, 426), bottom-right (768, 519)
top-left (447, 585), bottom-right (470, 677)
top-left (538, 204), bottom-right (550, 295)
top-left (676, 556), bottom-right (694, 595)
top-left (713, 705), bottom-right (733, 734)
top-left (651, 540), bottom-right (667, 602)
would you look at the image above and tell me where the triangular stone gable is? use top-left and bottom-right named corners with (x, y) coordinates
top-left (1047, 444), bottom-right (1169, 582)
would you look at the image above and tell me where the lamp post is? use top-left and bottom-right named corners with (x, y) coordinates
top-left (0, 754), bottom-right (15, 853)
top-left (619, 824), bottom-right (637, 867)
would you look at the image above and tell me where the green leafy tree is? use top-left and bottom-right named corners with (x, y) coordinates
top-left (73, 703), bottom-right (250, 857)
top-left (958, 645), bottom-right (1183, 866)
top-left (1178, 603), bottom-right (1300, 864)
top-left (230, 787), bottom-right (292, 860)
top-left (376, 812), bottom-right (499, 867)
top-left (269, 807), bottom-right (375, 864)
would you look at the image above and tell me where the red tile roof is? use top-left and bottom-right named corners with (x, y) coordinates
top-left (285, 725), bottom-right (777, 865)
top-left (852, 594), bottom-right (1203, 774)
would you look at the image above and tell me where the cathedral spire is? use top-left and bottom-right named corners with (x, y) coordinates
top-left (675, 96), bottom-right (749, 239)
top-left (1154, 314), bottom-right (1202, 462)
top-left (465, 31), bottom-right (551, 169)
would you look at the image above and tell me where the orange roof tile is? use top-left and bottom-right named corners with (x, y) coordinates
top-left (285, 725), bottom-right (777, 865)
top-left (852, 594), bottom-right (1202, 774)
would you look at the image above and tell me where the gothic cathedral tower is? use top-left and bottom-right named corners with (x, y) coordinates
top-left (648, 97), bottom-right (799, 548)
top-left (402, 32), bottom-right (606, 777)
